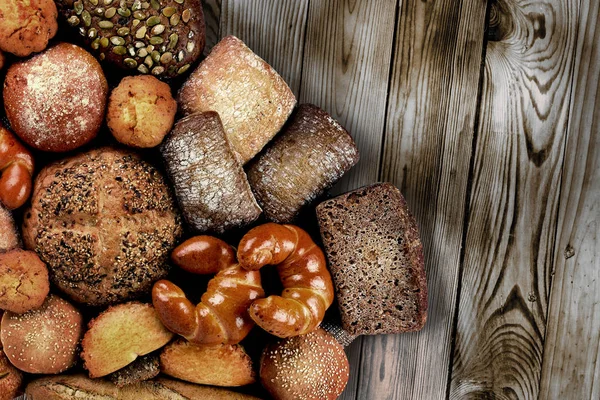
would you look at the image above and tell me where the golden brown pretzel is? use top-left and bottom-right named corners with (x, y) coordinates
top-left (152, 236), bottom-right (264, 345)
top-left (237, 223), bottom-right (334, 338)
top-left (0, 126), bottom-right (34, 210)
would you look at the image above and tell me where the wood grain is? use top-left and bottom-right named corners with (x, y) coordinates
top-left (376, 0), bottom-right (488, 399)
top-left (450, 0), bottom-right (580, 398)
top-left (202, 0), bottom-right (222, 55)
top-left (218, 0), bottom-right (310, 97)
top-left (299, 1), bottom-right (398, 398)
top-left (539, 0), bottom-right (600, 397)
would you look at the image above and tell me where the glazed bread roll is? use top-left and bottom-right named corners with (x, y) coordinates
top-left (260, 328), bottom-right (349, 400)
top-left (0, 295), bottom-right (83, 374)
top-left (0, 249), bottom-right (49, 313)
top-left (22, 148), bottom-right (182, 306)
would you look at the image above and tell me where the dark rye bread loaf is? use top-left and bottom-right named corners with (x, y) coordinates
top-left (160, 112), bottom-right (261, 234)
top-left (247, 104), bottom-right (359, 223)
top-left (316, 183), bottom-right (427, 335)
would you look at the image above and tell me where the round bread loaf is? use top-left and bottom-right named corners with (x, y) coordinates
top-left (0, 0), bottom-right (58, 57)
top-left (0, 295), bottom-right (83, 374)
top-left (0, 250), bottom-right (50, 314)
top-left (107, 75), bottom-right (177, 148)
top-left (260, 328), bottom-right (349, 400)
top-left (0, 349), bottom-right (23, 400)
top-left (55, 0), bottom-right (205, 78)
top-left (0, 205), bottom-right (19, 253)
top-left (3, 43), bottom-right (108, 152)
top-left (22, 148), bottom-right (183, 306)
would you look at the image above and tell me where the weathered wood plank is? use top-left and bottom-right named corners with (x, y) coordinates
top-left (450, 0), bottom-right (580, 398)
top-left (299, 1), bottom-right (398, 398)
top-left (202, 0), bottom-right (221, 55)
top-left (376, 0), bottom-right (488, 398)
top-left (539, 0), bottom-right (600, 397)
top-left (219, 0), bottom-right (310, 97)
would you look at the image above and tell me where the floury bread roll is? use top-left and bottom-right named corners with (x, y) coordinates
top-left (178, 36), bottom-right (296, 164)
top-left (316, 183), bottom-right (427, 335)
top-left (160, 112), bottom-right (261, 234)
top-left (247, 104), bottom-right (359, 223)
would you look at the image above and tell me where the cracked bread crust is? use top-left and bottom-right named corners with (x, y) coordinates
top-left (316, 183), bottom-right (427, 335)
top-left (0, 249), bottom-right (49, 313)
top-left (0, 0), bottom-right (58, 57)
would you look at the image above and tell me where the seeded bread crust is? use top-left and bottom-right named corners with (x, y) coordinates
top-left (316, 183), bottom-right (427, 335)
top-left (108, 353), bottom-right (160, 387)
top-left (247, 104), bottom-right (359, 223)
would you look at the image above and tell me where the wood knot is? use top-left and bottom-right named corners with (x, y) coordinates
top-left (487, 0), bottom-right (514, 42)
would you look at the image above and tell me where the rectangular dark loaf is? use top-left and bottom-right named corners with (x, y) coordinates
top-left (316, 183), bottom-right (427, 335)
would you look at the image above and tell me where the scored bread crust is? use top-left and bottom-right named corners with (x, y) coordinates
top-left (178, 35), bottom-right (296, 164)
top-left (316, 182), bottom-right (428, 335)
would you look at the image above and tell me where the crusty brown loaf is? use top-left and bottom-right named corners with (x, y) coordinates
top-left (107, 75), bottom-right (177, 148)
top-left (0, 294), bottom-right (83, 374)
top-left (160, 112), bottom-right (261, 234)
top-left (108, 353), bottom-right (160, 387)
top-left (25, 374), bottom-right (263, 400)
top-left (22, 148), bottom-right (182, 306)
top-left (0, 249), bottom-right (49, 313)
top-left (247, 104), bottom-right (359, 223)
top-left (0, 205), bottom-right (19, 253)
top-left (81, 302), bottom-right (174, 378)
top-left (316, 183), bottom-right (428, 335)
top-left (3, 43), bottom-right (108, 152)
top-left (160, 339), bottom-right (256, 387)
top-left (260, 328), bottom-right (349, 400)
top-left (178, 35), bottom-right (296, 164)
top-left (0, 349), bottom-right (23, 400)
top-left (0, 0), bottom-right (58, 57)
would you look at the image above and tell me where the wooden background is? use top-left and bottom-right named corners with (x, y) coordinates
top-left (200, 0), bottom-right (599, 399)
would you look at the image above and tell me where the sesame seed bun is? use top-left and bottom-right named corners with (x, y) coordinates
top-left (260, 328), bottom-right (349, 400)
top-left (0, 294), bottom-right (83, 374)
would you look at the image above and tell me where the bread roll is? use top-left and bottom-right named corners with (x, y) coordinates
top-left (160, 112), bottom-right (261, 234)
top-left (0, 249), bottom-right (49, 313)
top-left (108, 353), bottom-right (160, 388)
top-left (0, 349), bottom-right (23, 400)
top-left (316, 183), bottom-right (428, 335)
top-left (260, 328), bottom-right (349, 400)
top-left (247, 104), bottom-right (359, 223)
top-left (0, 294), bottom-right (83, 374)
top-left (0, 205), bottom-right (19, 253)
top-left (22, 148), bottom-right (182, 306)
top-left (0, 0), bottom-right (57, 57)
top-left (81, 302), bottom-right (173, 378)
top-left (160, 340), bottom-right (255, 387)
top-left (25, 375), bottom-right (263, 400)
top-left (178, 36), bottom-right (296, 164)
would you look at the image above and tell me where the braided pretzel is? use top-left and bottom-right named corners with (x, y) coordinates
top-left (0, 126), bottom-right (34, 210)
top-left (152, 236), bottom-right (264, 345)
top-left (237, 223), bottom-right (334, 338)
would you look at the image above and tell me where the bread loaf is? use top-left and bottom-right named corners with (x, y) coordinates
top-left (316, 183), bottom-right (427, 335)
top-left (0, 205), bottom-right (19, 253)
top-left (0, 249), bottom-right (49, 313)
top-left (178, 36), bottom-right (296, 164)
top-left (160, 112), bottom-right (261, 234)
top-left (0, 0), bottom-right (57, 57)
top-left (0, 348), bottom-right (22, 400)
top-left (107, 353), bottom-right (160, 388)
top-left (247, 104), bottom-right (359, 223)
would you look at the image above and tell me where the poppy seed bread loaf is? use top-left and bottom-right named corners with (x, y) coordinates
top-left (160, 112), bottom-right (261, 234)
top-left (247, 104), bottom-right (359, 223)
top-left (22, 148), bottom-right (182, 306)
top-left (316, 183), bottom-right (427, 335)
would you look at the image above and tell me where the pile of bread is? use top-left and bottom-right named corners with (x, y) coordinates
top-left (0, 1), bottom-right (428, 399)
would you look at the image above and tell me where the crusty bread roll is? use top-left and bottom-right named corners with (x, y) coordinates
top-left (0, 348), bottom-right (23, 400)
top-left (25, 374), bottom-right (263, 400)
top-left (0, 294), bottom-right (83, 374)
top-left (0, 205), bottom-right (19, 253)
top-left (0, 0), bottom-right (57, 57)
top-left (108, 353), bottom-right (160, 388)
top-left (81, 302), bottom-right (174, 378)
top-left (178, 35), bottom-right (296, 164)
top-left (160, 339), bottom-right (255, 387)
top-left (22, 148), bottom-right (182, 306)
top-left (0, 249), bottom-right (49, 313)
top-left (260, 328), bottom-right (349, 400)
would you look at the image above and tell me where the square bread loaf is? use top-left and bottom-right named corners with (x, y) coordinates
top-left (178, 35), bottom-right (296, 164)
top-left (247, 104), bottom-right (359, 223)
top-left (316, 183), bottom-right (427, 335)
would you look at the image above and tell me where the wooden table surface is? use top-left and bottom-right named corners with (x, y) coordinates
top-left (199, 1), bottom-right (599, 399)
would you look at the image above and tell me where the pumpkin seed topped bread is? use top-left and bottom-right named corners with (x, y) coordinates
top-left (55, 0), bottom-right (205, 78)
top-left (178, 35), bottom-right (296, 164)
top-left (316, 183), bottom-right (428, 335)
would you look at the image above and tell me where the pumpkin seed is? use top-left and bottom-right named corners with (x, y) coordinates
top-left (128, 46), bottom-right (136, 56)
top-left (162, 7), bottom-right (177, 17)
top-left (100, 37), bottom-right (110, 47)
top-left (99, 53), bottom-right (106, 61)
top-left (132, 19), bottom-right (140, 27)
top-left (105, 7), bottom-right (116, 18)
top-left (151, 24), bottom-right (165, 35)
top-left (95, 7), bottom-right (104, 15)
top-left (112, 46), bottom-right (127, 55)
top-left (151, 66), bottom-right (165, 75)
top-left (79, 27), bottom-right (86, 36)
top-left (182, 9), bottom-right (191, 23)
top-left (170, 14), bottom-right (180, 26)
top-left (186, 41), bottom-right (194, 53)
top-left (146, 45), bottom-right (155, 52)
top-left (177, 64), bottom-right (190, 74)
top-left (168, 33), bottom-right (178, 49)
top-left (135, 26), bottom-right (147, 39)
top-left (67, 16), bottom-right (80, 26)
top-left (138, 64), bottom-right (149, 73)
top-left (88, 27), bottom-right (98, 39)
top-left (146, 16), bottom-right (161, 26)
top-left (174, 0), bottom-right (184, 4)
top-left (74, 1), bottom-right (83, 15)
top-left (117, 7), bottom-right (131, 17)
top-left (117, 27), bottom-right (130, 36)
top-left (98, 21), bottom-right (114, 29)
top-left (177, 50), bottom-right (185, 61)
top-left (137, 48), bottom-right (148, 57)
top-left (132, 0), bottom-right (142, 10)
top-left (167, 65), bottom-right (177, 75)
top-left (151, 50), bottom-right (160, 62)
top-left (160, 52), bottom-right (173, 64)
top-left (133, 10), bottom-right (146, 19)
top-left (110, 36), bottom-right (125, 45)
top-left (149, 36), bottom-right (164, 45)
top-left (104, 0), bottom-right (114, 5)
top-left (141, 1), bottom-right (150, 9)
top-left (82, 10), bottom-right (91, 26)
top-left (134, 41), bottom-right (145, 48)
top-left (150, 0), bottom-right (160, 10)
top-left (91, 38), bottom-right (101, 49)
top-left (144, 56), bottom-right (153, 67)
top-left (124, 58), bottom-right (138, 68)
top-left (90, 0), bottom-right (98, 5)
